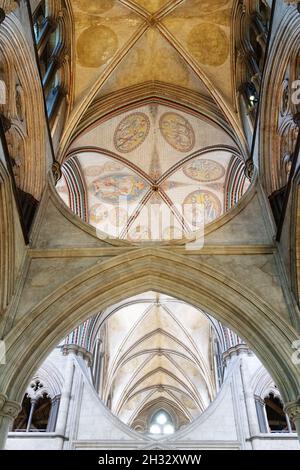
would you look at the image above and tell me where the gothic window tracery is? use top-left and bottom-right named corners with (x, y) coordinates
top-left (12, 379), bottom-right (61, 433)
top-left (149, 410), bottom-right (175, 435)
top-left (32, 0), bottom-right (70, 122)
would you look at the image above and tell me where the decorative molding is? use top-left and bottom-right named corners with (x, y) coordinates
top-left (62, 344), bottom-right (93, 367)
top-left (0, 394), bottom-right (20, 420)
top-left (284, 397), bottom-right (300, 422)
top-left (28, 245), bottom-right (276, 259)
top-left (0, 1), bottom-right (20, 15)
top-left (223, 344), bottom-right (251, 364)
top-left (52, 161), bottom-right (62, 185)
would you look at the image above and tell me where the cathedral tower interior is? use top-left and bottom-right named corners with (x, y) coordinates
top-left (0, 0), bottom-right (300, 452)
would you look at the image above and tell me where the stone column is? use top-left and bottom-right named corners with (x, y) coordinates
top-left (239, 361), bottom-right (260, 437)
top-left (284, 398), bottom-right (300, 442)
top-left (0, 394), bottom-right (21, 449)
top-left (54, 352), bottom-right (74, 439)
top-left (26, 398), bottom-right (37, 432)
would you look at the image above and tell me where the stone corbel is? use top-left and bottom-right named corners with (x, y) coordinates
top-left (284, 397), bottom-right (300, 422)
top-left (52, 161), bottom-right (62, 184)
top-left (62, 344), bottom-right (93, 367)
top-left (245, 158), bottom-right (255, 180)
top-left (0, 394), bottom-right (21, 420)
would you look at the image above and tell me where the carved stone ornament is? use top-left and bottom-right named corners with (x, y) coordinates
top-left (244, 158), bottom-right (255, 180)
top-left (52, 161), bottom-right (62, 184)
top-left (284, 397), bottom-right (300, 423)
top-left (0, 1), bottom-right (20, 15)
top-left (280, 79), bottom-right (290, 117)
top-left (0, 394), bottom-right (21, 420)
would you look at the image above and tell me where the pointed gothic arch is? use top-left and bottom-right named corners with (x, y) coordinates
top-left (1, 247), bottom-right (299, 412)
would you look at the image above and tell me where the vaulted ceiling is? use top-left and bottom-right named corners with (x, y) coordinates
top-left (72, 0), bottom-right (234, 103)
top-left (98, 292), bottom-right (219, 429)
top-left (57, 103), bottom-right (249, 241)
top-left (62, 0), bottom-right (246, 153)
top-left (56, 1), bottom-right (252, 242)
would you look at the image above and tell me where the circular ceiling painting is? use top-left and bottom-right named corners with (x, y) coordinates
top-left (90, 204), bottom-right (128, 227)
top-left (73, 0), bottom-right (115, 15)
top-left (187, 23), bottom-right (229, 67)
top-left (184, 190), bottom-right (222, 226)
top-left (89, 173), bottom-right (147, 205)
top-left (192, 0), bottom-right (229, 14)
top-left (114, 113), bottom-right (150, 153)
top-left (77, 25), bottom-right (118, 68)
top-left (183, 158), bottom-right (225, 182)
top-left (85, 162), bottom-right (125, 176)
top-left (160, 112), bottom-right (195, 153)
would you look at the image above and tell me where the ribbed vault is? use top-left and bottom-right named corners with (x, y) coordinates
top-left (94, 292), bottom-right (220, 429)
top-left (60, 0), bottom-right (248, 157)
top-left (1, 248), bottom-right (300, 409)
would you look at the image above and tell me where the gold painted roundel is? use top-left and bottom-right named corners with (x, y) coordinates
top-left (184, 190), bottom-right (222, 226)
top-left (160, 112), bottom-right (195, 153)
top-left (187, 23), bottom-right (229, 67)
top-left (114, 113), bottom-right (150, 153)
top-left (183, 158), bottom-right (225, 182)
top-left (77, 26), bottom-right (118, 68)
top-left (73, 0), bottom-right (115, 15)
top-left (191, 0), bottom-right (229, 14)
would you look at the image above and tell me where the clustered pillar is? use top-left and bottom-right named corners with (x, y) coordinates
top-left (284, 398), bottom-right (300, 443)
top-left (0, 394), bottom-right (20, 449)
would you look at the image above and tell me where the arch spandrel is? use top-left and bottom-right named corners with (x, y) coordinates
top-left (1, 247), bottom-right (300, 407)
top-left (12, 176), bottom-right (294, 329)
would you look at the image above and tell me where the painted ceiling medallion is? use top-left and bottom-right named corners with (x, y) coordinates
top-left (184, 190), bottom-right (222, 226)
top-left (114, 112), bottom-right (150, 153)
top-left (183, 158), bottom-right (226, 182)
top-left (190, 0), bottom-right (229, 14)
top-left (73, 0), bottom-right (115, 15)
top-left (89, 204), bottom-right (128, 228)
top-left (85, 162), bottom-right (125, 177)
top-left (159, 112), bottom-right (195, 153)
top-left (90, 173), bottom-right (147, 205)
top-left (77, 25), bottom-right (118, 68)
top-left (187, 23), bottom-right (229, 67)
top-left (134, 0), bottom-right (170, 14)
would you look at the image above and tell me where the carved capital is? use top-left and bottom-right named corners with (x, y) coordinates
top-left (245, 158), bottom-right (255, 180)
top-left (0, 394), bottom-right (21, 420)
top-left (0, 0), bottom-right (20, 15)
top-left (52, 161), bottom-right (62, 184)
top-left (284, 397), bottom-right (300, 423)
top-left (62, 344), bottom-right (93, 367)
